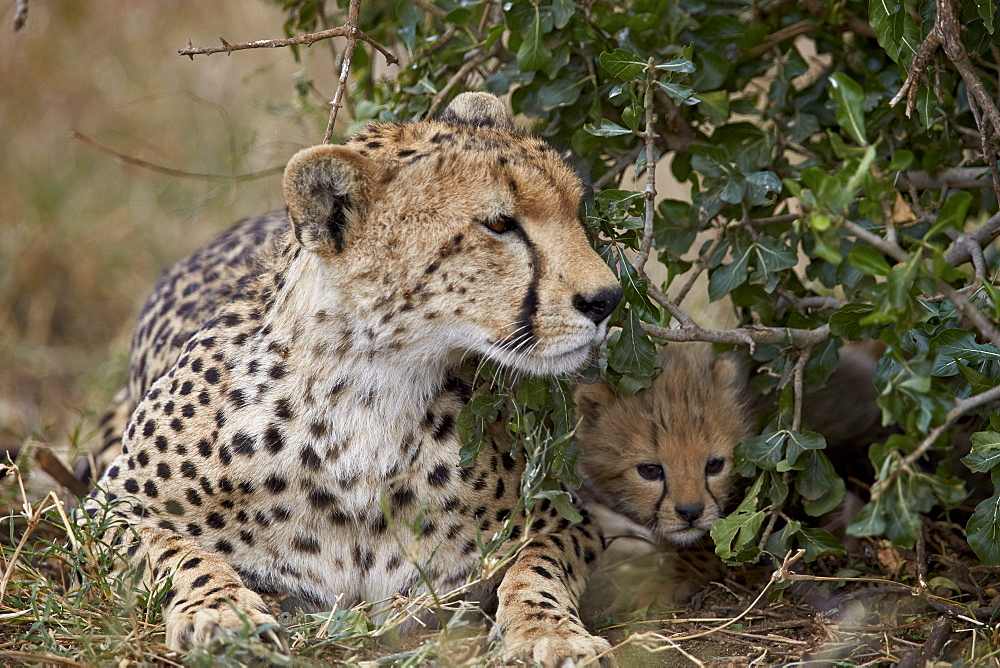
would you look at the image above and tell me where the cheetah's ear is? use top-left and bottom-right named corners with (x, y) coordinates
top-left (283, 145), bottom-right (375, 253)
top-left (438, 92), bottom-right (514, 131)
top-left (573, 382), bottom-right (617, 427)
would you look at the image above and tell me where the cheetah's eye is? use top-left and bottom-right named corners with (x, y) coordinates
top-left (705, 458), bottom-right (725, 475)
top-left (636, 463), bottom-right (663, 480)
top-left (481, 215), bottom-right (518, 234)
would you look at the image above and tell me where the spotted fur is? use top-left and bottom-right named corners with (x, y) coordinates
top-left (83, 93), bottom-right (621, 664)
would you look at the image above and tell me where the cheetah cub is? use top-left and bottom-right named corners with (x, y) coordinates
top-left (83, 92), bottom-right (621, 665)
top-left (573, 344), bottom-right (753, 545)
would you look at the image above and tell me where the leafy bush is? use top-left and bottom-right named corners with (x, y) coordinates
top-left (229, 0), bottom-right (1000, 565)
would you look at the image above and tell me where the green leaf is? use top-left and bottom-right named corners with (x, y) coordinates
top-left (707, 243), bottom-right (751, 301)
top-left (916, 86), bottom-right (937, 128)
top-left (583, 120), bottom-right (633, 136)
top-left (516, 376), bottom-right (550, 410)
top-left (797, 527), bottom-right (846, 561)
top-left (848, 246), bottom-right (892, 276)
top-left (517, 7), bottom-right (552, 72)
top-left (976, 0), bottom-right (996, 34)
top-left (745, 171), bottom-right (781, 206)
top-left (695, 91), bottom-right (730, 125)
top-left (711, 476), bottom-right (766, 564)
top-left (927, 191), bottom-right (973, 240)
top-left (798, 451), bottom-right (847, 516)
top-left (551, 0), bottom-right (575, 30)
top-left (848, 496), bottom-right (887, 537)
top-left (887, 149), bottom-right (914, 172)
top-left (599, 49), bottom-right (647, 81)
top-left (655, 80), bottom-right (694, 105)
top-left (930, 328), bottom-right (1000, 376)
top-left (829, 73), bottom-right (867, 145)
top-left (534, 489), bottom-right (583, 522)
top-left (968, 489), bottom-right (1000, 564)
top-left (829, 303), bottom-right (880, 339)
top-left (656, 55), bottom-right (695, 73)
top-left (537, 77), bottom-right (585, 111)
top-left (785, 431), bottom-right (826, 466)
top-left (962, 431), bottom-right (1000, 473)
top-left (739, 430), bottom-right (787, 470)
top-left (607, 308), bottom-right (657, 377)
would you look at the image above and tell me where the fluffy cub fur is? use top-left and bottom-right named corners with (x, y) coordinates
top-left (574, 345), bottom-right (753, 545)
top-left (573, 342), bottom-right (890, 548)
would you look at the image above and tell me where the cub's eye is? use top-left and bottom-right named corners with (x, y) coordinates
top-left (636, 463), bottom-right (663, 480)
top-left (705, 458), bottom-right (725, 475)
top-left (481, 215), bottom-right (518, 234)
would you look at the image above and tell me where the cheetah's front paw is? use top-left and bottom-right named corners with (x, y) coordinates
top-left (502, 624), bottom-right (614, 667)
top-left (164, 588), bottom-right (284, 651)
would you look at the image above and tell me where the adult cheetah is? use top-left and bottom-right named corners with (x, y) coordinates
top-left (83, 93), bottom-right (622, 664)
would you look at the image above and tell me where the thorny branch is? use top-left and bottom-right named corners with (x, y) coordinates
top-left (890, 0), bottom-right (1000, 197)
top-left (633, 59), bottom-right (658, 275)
top-left (325, 0), bottom-right (360, 143)
top-left (178, 0), bottom-right (398, 144)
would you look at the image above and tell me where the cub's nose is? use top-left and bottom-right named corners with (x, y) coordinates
top-left (676, 503), bottom-right (705, 523)
top-left (573, 286), bottom-right (622, 324)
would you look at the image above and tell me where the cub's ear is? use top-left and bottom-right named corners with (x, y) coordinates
top-left (573, 382), bottom-right (617, 426)
top-left (438, 92), bottom-right (514, 131)
top-left (711, 353), bottom-right (749, 391)
top-left (282, 145), bottom-right (375, 253)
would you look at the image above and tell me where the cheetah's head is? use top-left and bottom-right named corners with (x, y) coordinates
top-left (281, 93), bottom-right (621, 377)
top-left (573, 345), bottom-right (754, 545)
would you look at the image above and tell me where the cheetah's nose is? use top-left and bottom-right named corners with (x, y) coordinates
top-left (676, 503), bottom-right (705, 523)
top-left (573, 286), bottom-right (622, 324)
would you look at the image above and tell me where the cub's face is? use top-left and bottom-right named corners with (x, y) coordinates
top-left (282, 93), bottom-right (621, 377)
top-left (574, 346), bottom-right (753, 545)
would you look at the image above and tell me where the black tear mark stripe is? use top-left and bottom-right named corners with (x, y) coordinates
top-left (514, 228), bottom-right (541, 345)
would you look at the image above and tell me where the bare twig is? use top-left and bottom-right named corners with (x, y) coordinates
top-left (900, 167), bottom-right (993, 190)
top-left (944, 210), bottom-right (1000, 266)
top-left (13, 0), bottom-right (28, 31)
top-left (918, 617), bottom-right (954, 665)
top-left (412, 24), bottom-right (459, 63)
top-left (178, 0), bottom-right (399, 144)
top-left (790, 348), bottom-right (811, 433)
top-left (633, 59), bottom-right (658, 276)
top-left (673, 230), bottom-right (724, 306)
top-left (34, 448), bottom-right (89, 498)
top-left (593, 146), bottom-right (643, 190)
top-left (641, 321), bottom-right (831, 351)
top-left (70, 131), bottom-right (283, 183)
top-left (408, 0), bottom-right (446, 20)
top-left (324, 0), bottom-right (361, 143)
top-left (744, 212), bottom-right (800, 228)
top-left (890, 0), bottom-right (1000, 199)
top-left (870, 384), bottom-right (1000, 501)
top-left (652, 549), bottom-right (805, 642)
top-left (777, 289), bottom-right (848, 314)
top-left (179, 25), bottom-right (396, 65)
top-left (425, 49), bottom-right (494, 119)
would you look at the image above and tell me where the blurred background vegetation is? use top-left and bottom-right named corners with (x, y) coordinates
top-left (0, 3), bottom-right (338, 463)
